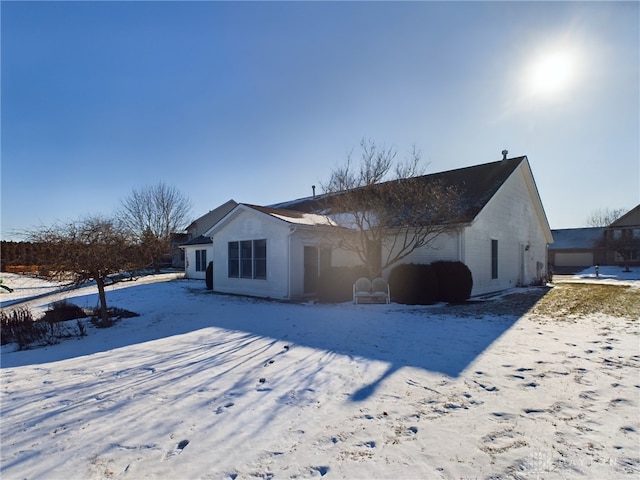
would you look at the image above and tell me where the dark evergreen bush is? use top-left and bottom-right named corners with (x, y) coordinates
top-left (432, 261), bottom-right (473, 303)
top-left (317, 265), bottom-right (369, 303)
top-left (205, 261), bottom-right (213, 290)
top-left (388, 263), bottom-right (439, 305)
top-left (41, 300), bottom-right (87, 324)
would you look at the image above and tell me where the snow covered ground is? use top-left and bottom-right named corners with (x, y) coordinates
top-left (1, 267), bottom-right (638, 479)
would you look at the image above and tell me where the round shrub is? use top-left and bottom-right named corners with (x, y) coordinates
top-left (41, 301), bottom-right (87, 323)
top-left (432, 261), bottom-right (473, 303)
top-left (317, 265), bottom-right (369, 303)
top-left (388, 263), bottom-right (439, 305)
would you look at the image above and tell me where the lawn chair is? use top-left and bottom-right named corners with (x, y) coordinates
top-left (371, 277), bottom-right (390, 304)
top-left (353, 277), bottom-right (372, 304)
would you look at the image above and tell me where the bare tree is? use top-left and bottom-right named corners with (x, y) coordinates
top-left (119, 182), bottom-right (192, 270)
top-left (604, 230), bottom-right (639, 272)
top-left (586, 208), bottom-right (626, 227)
top-left (320, 139), bottom-right (464, 277)
top-left (27, 216), bottom-right (139, 326)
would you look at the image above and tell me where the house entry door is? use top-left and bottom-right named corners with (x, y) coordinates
top-left (303, 246), bottom-right (318, 294)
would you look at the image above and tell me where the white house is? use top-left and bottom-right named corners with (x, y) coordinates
top-left (198, 155), bottom-right (553, 300)
top-left (181, 200), bottom-right (237, 279)
top-left (202, 204), bottom-right (358, 298)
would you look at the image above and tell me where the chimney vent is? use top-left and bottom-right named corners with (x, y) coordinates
top-left (312, 185), bottom-right (316, 198)
top-left (501, 149), bottom-right (508, 161)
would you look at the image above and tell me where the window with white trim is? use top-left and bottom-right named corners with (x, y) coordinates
top-left (228, 239), bottom-right (267, 280)
top-left (195, 249), bottom-right (207, 272)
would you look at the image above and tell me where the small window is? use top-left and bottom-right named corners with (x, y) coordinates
top-left (195, 249), bottom-right (207, 272)
top-left (491, 239), bottom-right (498, 279)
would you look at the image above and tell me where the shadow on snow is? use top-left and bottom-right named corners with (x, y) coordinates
top-left (0, 279), bottom-right (550, 402)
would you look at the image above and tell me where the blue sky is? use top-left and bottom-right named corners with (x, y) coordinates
top-left (2, 1), bottom-right (638, 239)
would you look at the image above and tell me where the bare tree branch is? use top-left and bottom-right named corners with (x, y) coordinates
top-left (586, 208), bottom-right (626, 227)
top-left (26, 216), bottom-right (141, 326)
top-left (119, 182), bottom-right (192, 271)
top-left (319, 139), bottom-right (464, 277)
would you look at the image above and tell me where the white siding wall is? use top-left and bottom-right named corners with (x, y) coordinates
top-left (288, 229), bottom-right (362, 300)
top-left (382, 163), bottom-right (549, 297)
top-left (183, 245), bottom-right (213, 280)
top-left (385, 230), bottom-right (462, 268)
top-left (464, 166), bottom-right (549, 296)
top-left (212, 210), bottom-right (291, 299)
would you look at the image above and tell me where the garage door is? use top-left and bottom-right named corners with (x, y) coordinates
top-left (555, 252), bottom-right (594, 267)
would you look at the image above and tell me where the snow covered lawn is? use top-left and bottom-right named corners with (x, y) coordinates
top-left (1, 269), bottom-right (638, 479)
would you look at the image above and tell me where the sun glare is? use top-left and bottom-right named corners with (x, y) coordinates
top-left (526, 48), bottom-right (577, 98)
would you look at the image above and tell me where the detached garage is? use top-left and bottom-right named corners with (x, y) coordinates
top-left (548, 228), bottom-right (606, 273)
top-left (554, 252), bottom-right (593, 268)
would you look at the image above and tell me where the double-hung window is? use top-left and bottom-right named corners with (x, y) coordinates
top-left (195, 249), bottom-right (207, 272)
top-left (228, 239), bottom-right (267, 280)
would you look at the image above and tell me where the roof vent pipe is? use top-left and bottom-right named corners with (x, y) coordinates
top-left (501, 149), bottom-right (508, 161)
top-left (312, 185), bottom-right (316, 199)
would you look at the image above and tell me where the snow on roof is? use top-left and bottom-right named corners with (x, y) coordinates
top-left (243, 204), bottom-right (337, 227)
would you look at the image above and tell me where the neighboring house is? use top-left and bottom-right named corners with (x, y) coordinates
top-left (185, 199), bottom-right (238, 239)
top-left (547, 228), bottom-right (606, 274)
top-left (547, 204), bottom-right (640, 273)
top-left (180, 200), bottom-right (237, 278)
top-left (181, 235), bottom-right (213, 279)
top-left (604, 204), bottom-right (640, 267)
top-left (200, 155), bottom-right (553, 300)
top-left (168, 232), bottom-right (190, 269)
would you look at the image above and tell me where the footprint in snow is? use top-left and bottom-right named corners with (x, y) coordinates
top-left (310, 466), bottom-right (329, 477)
top-left (523, 408), bottom-right (546, 414)
top-left (215, 402), bottom-right (235, 414)
top-left (163, 439), bottom-right (189, 460)
top-left (474, 380), bottom-right (499, 392)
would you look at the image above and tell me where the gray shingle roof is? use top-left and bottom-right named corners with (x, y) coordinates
top-left (269, 157), bottom-right (527, 224)
top-left (548, 228), bottom-right (604, 250)
top-left (180, 235), bottom-right (212, 246)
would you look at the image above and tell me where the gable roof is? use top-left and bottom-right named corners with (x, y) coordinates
top-left (609, 204), bottom-right (640, 228)
top-left (186, 199), bottom-right (238, 237)
top-left (203, 203), bottom-right (337, 237)
top-left (270, 156), bottom-right (527, 223)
